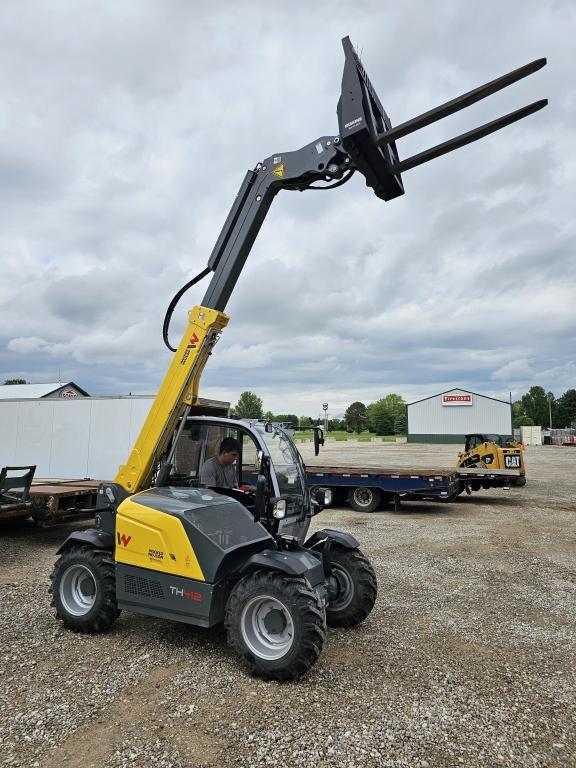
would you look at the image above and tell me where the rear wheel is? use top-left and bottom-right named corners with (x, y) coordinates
top-left (326, 545), bottom-right (377, 628)
top-left (50, 545), bottom-right (120, 633)
top-left (225, 570), bottom-right (326, 681)
top-left (348, 486), bottom-right (381, 513)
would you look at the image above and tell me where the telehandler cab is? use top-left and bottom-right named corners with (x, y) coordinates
top-left (50, 37), bottom-right (546, 680)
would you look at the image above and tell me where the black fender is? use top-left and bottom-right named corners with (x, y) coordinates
top-left (56, 529), bottom-right (115, 555)
top-left (304, 528), bottom-right (359, 551)
top-left (238, 548), bottom-right (325, 585)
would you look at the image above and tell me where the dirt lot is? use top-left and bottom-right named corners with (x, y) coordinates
top-left (1, 442), bottom-right (575, 768)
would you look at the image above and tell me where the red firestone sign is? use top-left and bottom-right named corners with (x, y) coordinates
top-left (442, 393), bottom-right (473, 406)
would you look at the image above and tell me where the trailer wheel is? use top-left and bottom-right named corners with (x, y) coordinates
top-left (326, 545), bottom-right (377, 627)
top-left (50, 545), bottom-right (120, 633)
top-left (348, 486), bottom-right (381, 513)
top-left (225, 570), bottom-right (326, 681)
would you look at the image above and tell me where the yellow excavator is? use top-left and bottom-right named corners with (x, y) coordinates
top-left (49, 37), bottom-right (545, 680)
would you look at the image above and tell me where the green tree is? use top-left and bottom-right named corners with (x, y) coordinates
top-left (394, 413), bottom-right (408, 435)
top-left (367, 394), bottom-right (406, 435)
top-left (367, 403), bottom-right (393, 435)
top-left (4, 378), bottom-right (28, 385)
top-left (274, 414), bottom-right (299, 427)
top-left (383, 394), bottom-right (406, 422)
top-left (366, 402), bottom-right (376, 432)
top-left (233, 391), bottom-right (264, 419)
top-left (520, 386), bottom-right (553, 427)
top-left (556, 389), bottom-right (576, 428)
top-left (263, 410), bottom-right (274, 422)
top-left (512, 400), bottom-right (529, 428)
top-left (299, 416), bottom-right (315, 429)
top-left (345, 401), bottom-right (367, 433)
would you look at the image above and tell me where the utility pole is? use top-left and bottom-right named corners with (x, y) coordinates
top-left (322, 403), bottom-right (328, 433)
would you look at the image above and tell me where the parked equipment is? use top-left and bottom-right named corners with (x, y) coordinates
top-left (50, 38), bottom-right (546, 679)
top-left (457, 433), bottom-right (526, 491)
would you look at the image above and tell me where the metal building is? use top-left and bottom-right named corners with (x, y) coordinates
top-left (0, 381), bottom-right (89, 399)
top-left (407, 388), bottom-right (512, 444)
top-left (0, 395), bottom-right (228, 480)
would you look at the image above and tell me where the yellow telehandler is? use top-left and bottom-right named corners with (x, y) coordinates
top-left (49, 37), bottom-right (544, 680)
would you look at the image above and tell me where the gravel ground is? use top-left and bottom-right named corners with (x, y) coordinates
top-left (1, 443), bottom-right (575, 768)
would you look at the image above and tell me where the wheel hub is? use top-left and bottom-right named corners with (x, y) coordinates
top-left (327, 565), bottom-right (354, 611)
top-left (59, 564), bottom-right (97, 617)
top-left (263, 608), bottom-right (287, 635)
top-left (355, 489), bottom-right (373, 505)
top-left (241, 595), bottom-right (295, 661)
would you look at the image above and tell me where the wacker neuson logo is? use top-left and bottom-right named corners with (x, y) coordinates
top-left (442, 394), bottom-right (473, 406)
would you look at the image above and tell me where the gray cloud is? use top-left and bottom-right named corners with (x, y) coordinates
top-left (0, 0), bottom-right (573, 417)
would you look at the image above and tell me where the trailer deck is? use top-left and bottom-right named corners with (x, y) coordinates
top-left (28, 479), bottom-right (100, 525)
top-left (457, 466), bottom-right (526, 490)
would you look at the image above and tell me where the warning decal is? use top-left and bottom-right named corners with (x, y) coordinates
top-left (272, 163), bottom-right (285, 178)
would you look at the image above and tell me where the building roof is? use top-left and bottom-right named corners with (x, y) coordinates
top-left (408, 387), bottom-right (510, 407)
top-left (0, 382), bottom-right (90, 400)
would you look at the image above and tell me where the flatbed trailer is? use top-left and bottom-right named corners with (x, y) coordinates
top-left (306, 465), bottom-right (525, 512)
top-left (28, 479), bottom-right (100, 526)
top-left (306, 465), bottom-right (461, 512)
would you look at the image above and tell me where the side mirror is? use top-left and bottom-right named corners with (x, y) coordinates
top-left (313, 427), bottom-right (325, 457)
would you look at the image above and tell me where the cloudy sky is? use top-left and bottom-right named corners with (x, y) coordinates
top-left (0, 0), bottom-right (573, 418)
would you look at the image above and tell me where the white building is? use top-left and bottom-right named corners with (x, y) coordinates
top-left (407, 388), bottom-right (512, 444)
top-left (0, 381), bottom-right (89, 399)
top-left (0, 395), bottom-right (228, 480)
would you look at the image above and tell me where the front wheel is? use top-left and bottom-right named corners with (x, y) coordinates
top-left (50, 545), bottom-right (120, 633)
top-left (348, 486), bottom-right (381, 513)
top-left (225, 570), bottom-right (326, 681)
top-left (326, 545), bottom-right (377, 628)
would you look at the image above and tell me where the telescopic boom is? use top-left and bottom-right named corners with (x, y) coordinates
top-left (112, 36), bottom-right (547, 498)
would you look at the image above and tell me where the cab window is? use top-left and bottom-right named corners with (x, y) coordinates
top-left (173, 422), bottom-right (260, 489)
